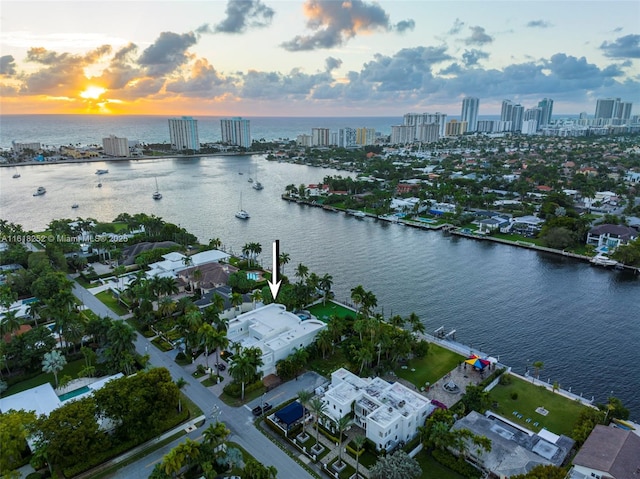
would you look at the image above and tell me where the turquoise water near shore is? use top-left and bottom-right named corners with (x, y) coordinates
top-left (2, 155), bottom-right (638, 419)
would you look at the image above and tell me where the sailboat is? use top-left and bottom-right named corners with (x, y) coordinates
top-left (152, 177), bottom-right (162, 200)
top-left (235, 192), bottom-right (250, 219)
top-left (12, 168), bottom-right (21, 178)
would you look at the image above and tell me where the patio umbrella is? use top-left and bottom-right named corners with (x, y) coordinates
top-left (465, 354), bottom-right (490, 369)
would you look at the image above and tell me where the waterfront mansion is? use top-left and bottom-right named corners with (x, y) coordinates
top-left (226, 303), bottom-right (326, 376)
top-left (319, 368), bottom-right (437, 451)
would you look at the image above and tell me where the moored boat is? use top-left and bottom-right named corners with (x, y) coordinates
top-left (33, 186), bottom-right (46, 196)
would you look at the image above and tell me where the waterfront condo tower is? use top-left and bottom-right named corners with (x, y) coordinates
top-left (537, 98), bottom-right (554, 127)
top-left (220, 117), bottom-right (251, 148)
top-left (102, 135), bottom-right (130, 157)
top-left (168, 116), bottom-right (200, 151)
top-left (461, 97), bottom-right (480, 132)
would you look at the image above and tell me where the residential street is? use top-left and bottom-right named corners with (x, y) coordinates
top-left (71, 280), bottom-right (316, 479)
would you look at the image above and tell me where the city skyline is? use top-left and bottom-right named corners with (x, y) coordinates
top-left (0, 0), bottom-right (639, 116)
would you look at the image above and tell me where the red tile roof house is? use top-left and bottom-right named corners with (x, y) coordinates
top-left (568, 424), bottom-right (640, 479)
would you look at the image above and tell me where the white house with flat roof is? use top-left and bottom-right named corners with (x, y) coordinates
top-left (146, 250), bottom-right (230, 279)
top-left (321, 368), bottom-right (436, 451)
top-left (226, 303), bottom-right (326, 375)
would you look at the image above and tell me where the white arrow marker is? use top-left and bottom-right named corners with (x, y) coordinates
top-left (268, 240), bottom-right (282, 301)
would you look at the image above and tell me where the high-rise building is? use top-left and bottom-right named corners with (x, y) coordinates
top-left (296, 134), bottom-right (311, 147)
top-left (461, 97), bottom-right (479, 132)
top-left (338, 128), bottom-right (357, 147)
top-left (417, 123), bottom-right (440, 143)
top-left (390, 125), bottom-right (416, 144)
top-left (220, 117), bottom-right (251, 148)
top-left (102, 135), bottom-right (130, 157)
top-left (311, 128), bottom-right (330, 146)
top-left (168, 116), bottom-right (200, 151)
top-left (356, 128), bottom-right (376, 146)
top-left (500, 100), bottom-right (524, 131)
top-left (616, 102), bottom-right (633, 121)
top-left (537, 98), bottom-right (554, 127)
top-left (595, 98), bottom-right (620, 119)
top-left (403, 112), bottom-right (447, 137)
top-left (445, 120), bottom-right (467, 136)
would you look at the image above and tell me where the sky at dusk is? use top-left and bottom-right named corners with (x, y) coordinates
top-left (1, 0), bottom-right (639, 117)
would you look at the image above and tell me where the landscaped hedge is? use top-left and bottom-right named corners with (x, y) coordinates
top-left (431, 449), bottom-right (482, 479)
top-left (222, 379), bottom-right (263, 398)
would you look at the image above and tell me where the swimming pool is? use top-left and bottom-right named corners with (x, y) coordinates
top-left (22, 297), bottom-right (38, 305)
top-left (58, 386), bottom-right (90, 402)
top-left (246, 272), bottom-right (259, 280)
top-left (416, 217), bottom-right (437, 224)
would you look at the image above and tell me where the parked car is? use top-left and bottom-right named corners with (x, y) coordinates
top-left (215, 363), bottom-right (226, 371)
top-left (252, 403), bottom-right (272, 416)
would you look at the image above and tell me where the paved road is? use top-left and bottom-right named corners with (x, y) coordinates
top-left (71, 281), bottom-right (315, 479)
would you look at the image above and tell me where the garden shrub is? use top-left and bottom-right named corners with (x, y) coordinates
top-left (511, 392), bottom-right (518, 400)
top-left (432, 449), bottom-right (482, 478)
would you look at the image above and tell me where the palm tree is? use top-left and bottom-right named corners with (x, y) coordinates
top-left (279, 252), bottom-right (290, 275)
top-left (250, 289), bottom-right (262, 309)
top-left (229, 351), bottom-right (256, 401)
top-left (197, 323), bottom-right (217, 369)
top-left (297, 390), bottom-right (313, 437)
top-left (407, 312), bottom-right (425, 335)
top-left (309, 397), bottom-right (327, 448)
top-left (0, 309), bottom-right (22, 338)
top-left (42, 350), bottom-right (67, 388)
top-left (211, 329), bottom-right (229, 374)
top-left (294, 263), bottom-right (309, 285)
top-left (203, 421), bottom-right (230, 449)
top-left (242, 243), bottom-right (251, 266)
top-left (319, 273), bottom-right (333, 305)
top-left (230, 292), bottom-right (243, 311)
top-left (314, 329), bottom-right (333, 358)
top-left (350, 285), bottom-right (366, 317)
top-left (352, 434), bottom-right (366, 478)
top-left (208, 237), bottom-right (222, 250)
top-left (335, 415), bottom-right (351, 467)
top-left (533, 361), bottom-right (544, 379)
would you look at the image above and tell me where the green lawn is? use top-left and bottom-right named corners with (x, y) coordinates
top-left (308, 349), bottom-right (348, 377)
top-left (416, 450), bottom-right (466, 479)
top-left (395, 343), bottom-right (464, 388)
top-left (488, 374), bottom-right (588, 436)
top-left (4, 358), bottom-right (86, 396)
top-left (219, 384), bottom-right (267, 407)
top-left (95, 290), bottom-right (129, 316)
top-left (308, 301), bottom-right (356, 322)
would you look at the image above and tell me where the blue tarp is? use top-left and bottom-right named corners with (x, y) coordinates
top-left (275, 401), bottom-right (304, 428)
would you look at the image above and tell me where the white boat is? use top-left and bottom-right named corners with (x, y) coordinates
top-left (347, 209), bottom-right (366, 218)
top-left (591, 254), bottom-right (619, 267)
top-left (95, 169), bottom-right (109, 175)
top-left (248, 177), bottom-right (253, 183)
top-left (235, 192), bottom-right (250, 219)
top-left (252, 169), bottom-right (263, 190)
top-left (152, 177), bottom-right (162, 200)
top-left (33, 186), bottom-right (46, 196)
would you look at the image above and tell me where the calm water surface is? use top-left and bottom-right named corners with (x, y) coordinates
top-left (1, 156), bottom-right (639, 418)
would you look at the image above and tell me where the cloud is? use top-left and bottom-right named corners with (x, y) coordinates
top-left (325, 56), bottom-right (342, 72)
top-left (212, 0), bottom-right (275, 33)
top-left (395, 19), bottom-right (415, 33)
top-left (96, 43), bottom-right (141, 90)
top-left (137, 31), bottom-right (197, 76)
top-left (449, 18), bottom-right (465, 35)
top-left (463, 26), bottom-right (493, 46)
top-left (357, 46), bottom-right (451, 91)
top-left (0, 55), bottom-right (16, 75)
top-left (22, 46), bottom-right (110, 95)
top-left (461, 49), bottom-right (489, 66)
top-left (526, 20), bottom-right (552, 28)
top-left (165, 59), bottom-right (235, 97)
top-left (600, 34), bottom-right (640, 58)
top-left (281, 0), bottom-right (399, 51)
top-left (240, 68), bottom-right (332, 99)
